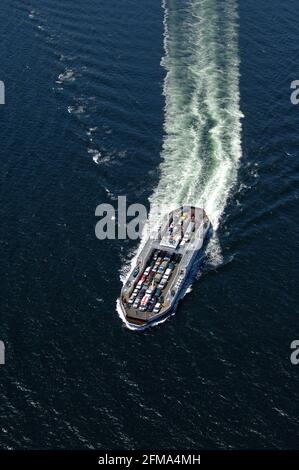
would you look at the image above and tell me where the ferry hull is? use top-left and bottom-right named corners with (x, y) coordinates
top-left (120, 206), bottom-right (212, 329)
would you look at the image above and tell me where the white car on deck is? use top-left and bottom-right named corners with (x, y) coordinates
top-left (153, 303), bottom-right (161, 314)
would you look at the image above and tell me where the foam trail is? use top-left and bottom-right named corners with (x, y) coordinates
top-left (149, 0), bottom-right (242, 238)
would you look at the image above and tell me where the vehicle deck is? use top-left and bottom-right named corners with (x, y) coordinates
top-left (122, 249), bottom-right (182, 324)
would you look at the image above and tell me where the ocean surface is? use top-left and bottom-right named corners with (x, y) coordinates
top-left (0, 0), bottom-right (298, 449)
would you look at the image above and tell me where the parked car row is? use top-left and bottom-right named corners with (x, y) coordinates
top-left (127, 249), bottom-right (179, 313)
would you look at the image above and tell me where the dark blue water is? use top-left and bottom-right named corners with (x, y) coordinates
top-left (0, 0), bottom-right (298, 449)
